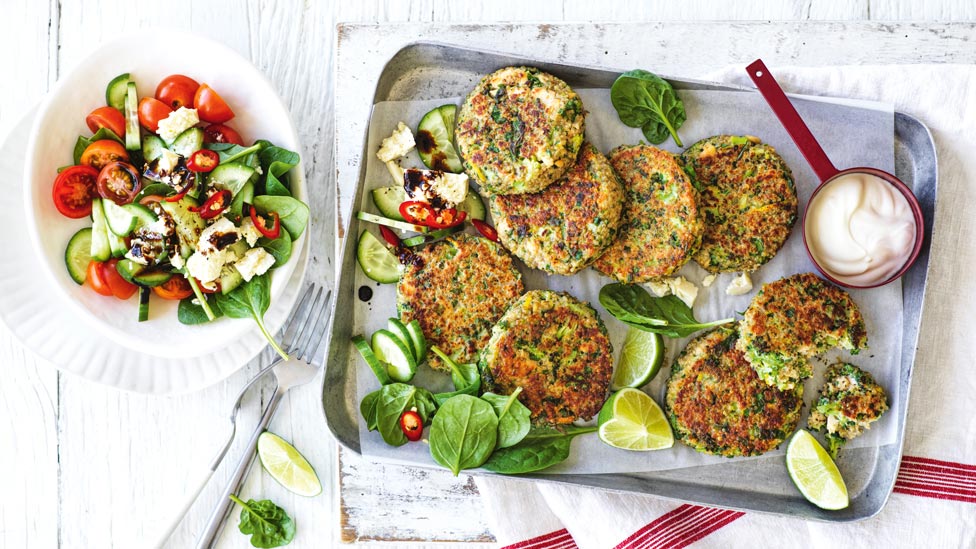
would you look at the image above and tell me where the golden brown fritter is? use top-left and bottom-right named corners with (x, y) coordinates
top-left (808, 362), bottom-right (888, 457)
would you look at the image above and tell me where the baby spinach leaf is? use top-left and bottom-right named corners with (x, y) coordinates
top-left (360, 389), bottom-right (380, 431)
top-left (256, 141), bottom-right (300, 178)
top-left (230, 180), bottom-right (255, 220)
top-left (259, 230), bottom-right (293, 266)
top-left (229, 494), bottom-right (295, 548)
top-left (482, 388), bottom-right (531, 449)
top-left (412, 387), bottom-right (439, 424)
top-left (264, 171), bottom-right (292, 197)
top-left (253, 195), bottom-right (309, 240)
top-left (206, 142), bottom-right (264, 164)
top-left (214, 275), bottom-right (288, 359)
top-left (429, 395), bottom-right (498, 476)
top-left (375, 383), bottom-right (420, 446)
top-left (599, 283), bottom-right (733, 338)
top-left (431, 345), bottom-right (481, 405)
top-left (610, 69), bottom-right (686, 146)
top-left (177, 295), bottom-right (223, 325)
top-left (482, 425), bottom-right (597, 474)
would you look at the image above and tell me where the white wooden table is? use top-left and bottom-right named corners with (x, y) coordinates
top-left (2, 2), bottom-right (974, 548)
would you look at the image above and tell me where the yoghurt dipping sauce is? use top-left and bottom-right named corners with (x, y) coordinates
top-left (804, 172), bottom-right (918, 287)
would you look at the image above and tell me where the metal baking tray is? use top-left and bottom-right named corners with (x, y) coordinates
top-left (322, 42), bottom-right (937, 522)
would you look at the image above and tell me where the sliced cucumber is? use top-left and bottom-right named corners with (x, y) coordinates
top-left (372, 329), bottom-right (417, 383)
top-left (386, 318), bottom-right (415, 360)
top-left (405, 319), bottom-right (427, 363)
top-left (138, 287), bottom-right (151, 322)
top-left (65, 228), bottom-right (93, 284)
top-left (169, 127), bottom-right (204, 158)
top-left (352, 335), bottom-right (391, 385)
top-left (158, 197), bottom-right (205, 259)
top-left (220, 266), bottom-right (244, 295)
top-left (371, 186), bottom-right (407, 221)
top-left (142, 135), bottom-right (168, 163)
top-left (108, 228), bottom-right (128, 258)
top-left (458, 190), bottom-right (486, 221)
top-left (105, 73), bottom-right (130, 112)
top-left (229, 180), bottom-right (254, 219)
top-left (115, 258), bottom-right (145, 283)
top-left (103, 199), bottom-right (137, 236)
top-left (401, 226), bottom-right (462, 247)
top-left (132, 269), bottom-right (173, 287)
top-left (417, 104), bottom-right (463, 173)
top-left (124, 82), bottom-right (141, 151)
top-left (207, 162), bottom-right (256, 196)
top-left (90, 200), bottom-right (111, 262)
top-left (356, 211), bottom-right (428, 234)
top-left (124, 203), bottom-right (158, 229)
top-left (357, 230), bottom-right (401, 284)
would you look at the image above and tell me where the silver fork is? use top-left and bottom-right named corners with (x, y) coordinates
top-left (195, 284), bottom-right (332, 549)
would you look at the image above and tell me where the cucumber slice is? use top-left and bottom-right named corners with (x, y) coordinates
top-left (386, 318), bottom-right (416, 360)
top-left (405, 319), bottom-right (427, 363)
top-left (417, 104), bottom-right (463, 173)
top-left (115, 258), bottom-right (145, 283)
top-left (123, 203), bottom-right (158, 229)
top-left (142, 135), bottom-right (168, 163)
top-left (356, 230), bottom-right (401, 284)
top-left (401, 226), bottom-right (462, 247)
top-left (102, 199), bottom-right (137, 236)
top-left (65, 228), bottom-right (93, 284)
top-left (207, 162), bottom-right (256, 196)
top-left (352, 335), bottom-right (391, 385)
top-left (124, 82), bottom-right (141, 151)
top-left (371, 186), bottom-right (407, 221)
top-left (169, 127), bottom-right (204, 158)
top-left (90, 200), bottom-right (111, 262)
top-left (138, 287), bottom-right (151, 322)
top-left (356, 211), bottom-right (428, 234)
top-left (108, 228), bottom-right (128, 258)
top-left (220, 266), bottom-right (244, 295)
top-left (372, 329), bottom-right (417, 383)
top-left (158, 197), bottom-right (205, 259)
top-left (106, 73), bottom-right (130, 111)
top-left (132, 269), bottom-right (173, 287)
top-left (458, 190), bottom-right (486, 221)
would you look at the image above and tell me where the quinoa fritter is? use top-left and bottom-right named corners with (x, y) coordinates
top-left (489, 142), bottom-right (624, 275)
top-left (592, 145), bottom-right (704, 283)
top-left (456, 66), bottom-right (585, 195)
top-left (480, 290), bottom-right (612, 425)
top-left (397, 233), bottom-right (523, 372)
top-left (808, 362), bottom-right (888, 457)
top-left (680, 135), bottom-right (797, 273)
top-left (738, 272), bottom-right (869, 391)
top-left (666, 326), bottom-right (802, 457)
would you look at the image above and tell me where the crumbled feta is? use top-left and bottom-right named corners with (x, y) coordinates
top-left (726, 272), bottom-right (753, 296)
top-left (646, 280), bottom-right (671, 297)
top-left (667, 277), bottom-right (699, 308)
top-left (404, 169), bottom-right (468, 209)
top-left (170, 253), bottom-right (185, 270)
top-left (235, 248), bottom-right (276, 281)
top-left (377, 122), bottom-right (415, 162)
top-left (156, 107), bottom-right (200, 144)
top-left (239, 218), bottom-right (262, 246)
top-left (702, 274), bottom-right (717, 287)
top-left (197, 218), bottom-right (239, 254)
top-left (157, 149), bottom-right (182, 172)
top-left (186, 248), bottom-right (236, 286)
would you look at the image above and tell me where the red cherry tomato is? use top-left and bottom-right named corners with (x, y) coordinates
top-left (155, 74), bottom-right (200, 110)
top-left (471, 219), bottom-right (498, 242)
top-left (399, 410), bottom-right (423, 441)
top-left (203, 123), bottom-right (244, 145)
top-left (138, 97), bottom-right (173, 132)
top-left (86, 261), bottom-right (114, 297)
top-left (152, 275), bottom-right (194, 300)
top-left (80, 140), bottom-right (129, 171)
top-left (193, 84), bottom-right (234, 123)
top-left (102, 259), bottom-right (138, 300)
top-left (52, 165), bottom-right (99, 218)
top-left (85, 106), bottom-right (126, 139)
top-left (186, 149), bottom-right (220, 172)
top-left (96, 161), bottom-right (142, 205)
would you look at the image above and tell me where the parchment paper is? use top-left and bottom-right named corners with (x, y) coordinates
top-left (351, 88), bottom-right (898, 474)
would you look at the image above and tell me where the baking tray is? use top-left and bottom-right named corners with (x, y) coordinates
top-left (322, 42), bottom-right (937, 522)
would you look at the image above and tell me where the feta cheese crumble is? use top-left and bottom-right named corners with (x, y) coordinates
top-left (645, 276), bottom-right (699, 308)
top-left (726, 272), bottom-right (753, 296)
top-left (235, 248), bottom-right (276, 281)
top-left (156, 107), bottom-right (200, 144)
top-left (403, 168), bottom-right (468, 209)
top-left (377, 122), bottom-right (415, 162)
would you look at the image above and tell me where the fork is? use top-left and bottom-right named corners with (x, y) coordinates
top-left (195, 284), bottom-right (332, 549)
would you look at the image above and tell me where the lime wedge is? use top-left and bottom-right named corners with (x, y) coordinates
top-left (257, 432), bottom-right (322, 497)
top-left (612, 328), bottom-right (665, 390)
top-left (597, 388), bottom-right (674, 451)
top-left (786, 429), bottom-right (849, 510)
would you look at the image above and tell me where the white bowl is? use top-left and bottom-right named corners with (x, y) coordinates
top-left (23, 32), bottom-right (307, 359)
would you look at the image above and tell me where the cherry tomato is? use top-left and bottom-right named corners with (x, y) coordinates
top-left (399, 410), bottom-right (423, 441)
top-left (52, 165), bottom-right (99, 218)
top-left (155, 74), bottom-right (200, 110)
top-left (152, 275), bottom-right (194, 300)
top-left (193, 84), bottom-right (234, 123)
top-left (96, 161), bottom-right (142, 205)
top-left (86, 261), bottom-right (114, 297)
top-left (101, 259), bottom-right (138, 300)
top-left (249, 205), bottom-right (281, 239)
top-left (85, 106), bottom-right (126, 139)
top-left (80, 139), bottom-right (129, 171)
top-left (138, 97), bottom-right (173, 132)
top-left (471, 219), bottom-right (498, 242)
top-left (187, 149), bottom-right (220, 172)
top-left (203, 123), bottom-right (244, 145)
top-left (139, 194), bottom-right (167, 206)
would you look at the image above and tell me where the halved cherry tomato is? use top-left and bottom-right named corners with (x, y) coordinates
top-left (52, 165), bottom-right (99, 218)
top-left (193, 84), bottom-right (234, 123)
top-left (138, 97), bottom-right (173, 132)
top-left (471, 219), bottom-right (498, 242)
top-left (379, 225), bottom-right (402, 248)
top-left (96, 161), bottom-right (141, 205)
top-left (152, 275), bottom-right (194, 300)
top-left (187, 149), bottom-right (220, 172)
top-left (85, 106), bottom-right (126, 139)
top-left (86, 261), bottom-right (114, 297)
top-left (399, 410), bottom-right (423, 441)
top-left (190, 190), bottom-right (232, 219)
top-left (203, 123), bottom-right (244, 145)
top-left (139, 194), bottom-right (166, 206)
top-left (155, 74), bottom-right (200, 110)
top-left (249, 205), bottom-right (281, 239)
top-left (80, 140), bottom-right (129, 171)
top-left (399, 201), bottom-right (435, 225)
top-left (102, 259), bottom-right (138, 300)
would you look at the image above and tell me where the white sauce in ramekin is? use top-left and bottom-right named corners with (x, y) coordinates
top-left (805, 173), bottom-right (917, 286)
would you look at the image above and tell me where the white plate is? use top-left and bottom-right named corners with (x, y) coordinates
top-left (1, 110), bottom-right (308, 394)
top-left (22, 31), bottom-right (307, 358)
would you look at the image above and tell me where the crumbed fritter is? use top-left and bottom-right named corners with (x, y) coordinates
top-left (737, 272), bottom-right (869, 391)
top-left (592, 144), bottom-right (704, 283)
top-left (666, 326), bottom-right (803, 457)
top-left (456, 66), bottom-right (585, 195)
top-left (397, 233), bottom-right (523, 372)
top-left (480, 290), bottom-right (613, 425)
top-left (680, 135), bottom-right (797, 273)
top-left (489, 142), bottom-right (624, 275)
top-left (808, 362), bottom-right (888, 457)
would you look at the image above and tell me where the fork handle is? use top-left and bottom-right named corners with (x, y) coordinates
top-left (195, 385), bottom-right (285, 549)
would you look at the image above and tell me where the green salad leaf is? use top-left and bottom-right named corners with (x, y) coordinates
top-left (599, 283), bottom-right (734, 338)
top-left (482, 388), bottom-right (531, 449)
top-left (482, 425), bottom-right (597, 474)
top-left (229, 494), bottom-right (295, 548)
top-left (429, 394), bottom-right (498, 476)
top-left (214, 274), bottom-right (288, 359)
top-left (610, 69), bottom-right (686, 146)
top-left (253, 195), bottom-right (309, 240)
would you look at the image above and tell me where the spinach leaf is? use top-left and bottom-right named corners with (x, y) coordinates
top-left (599, 283), bottom-right (733, 338)
top-left (177, 295), bottom-right (223, 325)
top-left (264, 171), bottom-right (292, 197)
top-left (230, 180), bottom-right (255, 220)
top-left (610, 69), bottom-right (686, 146)
top-left (229, 494), bottom-right (295, 548)
top-left (482, 425), bottom-right (597, 474)
top-left (206, 142), bottom-right (264, 164)
top-left (360, 389), bottom-right (380, 431)
top-left (259, 230), bottom-right (293, 266)
top-left (430, 345), bottom-right (481, 405)
top-left (256, 140), bottom-right (300, 178)
top-left (429, 394), bottom-right (498, 476)
top-left (412, 387), bottom-right (439, 424)
top-left (72, 127), bottom-right (125, 165)
top-left (375, 383), bottom-right (420, 446)
top-left (482, 388), bottom-right (531, 449)
top-left (214, 274), bottom-right (288, 359)
top-left (253, 195), bottom-right (309, 240)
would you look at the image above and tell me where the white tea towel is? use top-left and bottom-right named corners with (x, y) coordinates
top-left (476, 64), bottom-right (976, 549)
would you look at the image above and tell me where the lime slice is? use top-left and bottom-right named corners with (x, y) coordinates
top-left (786, 429), bottom-right (849, 510)
top-left (257, 432), bottom-right (322, 497)
top-left (612, 328), bottom-right (665, 390)
top-left (597, 388), bottom-right (674, 451)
